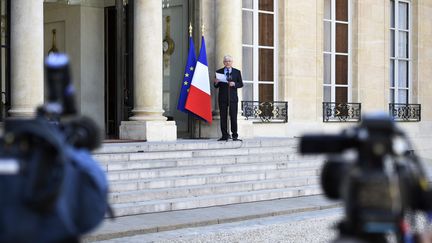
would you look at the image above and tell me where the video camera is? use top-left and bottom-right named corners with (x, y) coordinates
top-left (300, 114), bottom-right (432, 243)
top-left (0, 53), bottom-right (109, 243)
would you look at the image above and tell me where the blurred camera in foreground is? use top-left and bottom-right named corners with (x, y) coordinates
top-left (300, 113), bottom-right (432, 243)
top-left (0, 53), bottom-right (109, 242)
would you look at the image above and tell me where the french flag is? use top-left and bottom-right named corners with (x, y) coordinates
top-left (185, 36), bottom-right (213, 124)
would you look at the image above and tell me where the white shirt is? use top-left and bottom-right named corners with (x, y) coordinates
top-left (224, 67), bottom-right (232, 75)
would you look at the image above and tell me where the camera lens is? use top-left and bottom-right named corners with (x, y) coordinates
top-left (321, 158), bottom-right (350, 200)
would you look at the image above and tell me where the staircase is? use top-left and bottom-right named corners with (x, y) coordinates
top-left (94, 138), bottom-right (324, 217)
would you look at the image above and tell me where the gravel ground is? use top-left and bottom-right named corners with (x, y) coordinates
top-left (96, 208), bottom-right (432, 243)
top-left (97, 208), bottom-right (343, 243)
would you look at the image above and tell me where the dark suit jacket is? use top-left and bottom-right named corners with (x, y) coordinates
top-left (214, 67), bottom-right (243, 104)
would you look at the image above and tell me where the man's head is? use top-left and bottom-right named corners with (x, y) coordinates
top-left (223, 55), bottom-right (233, 69)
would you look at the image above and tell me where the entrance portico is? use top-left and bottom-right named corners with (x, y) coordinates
top-left (9, 0), bottom-right (176, 141)
top-left (8, 0), bottom-right (253, 141)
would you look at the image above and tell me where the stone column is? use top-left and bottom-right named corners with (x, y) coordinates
top-left (417, 1), bottom-right (432, 120)
top-left (215, 0), bottom-right (242, 72)
top-left (356, 0), bottom-right (387, 113)
top-left (120, 0), bottom-right (176, 141)
top-left (285, 0), bottom-right (319, 122)
top-left (9, 0), bottom-right (44, 117)
top-left (215, 0), bottom-right (243, 113)
top-left (214, 0), bottom-right (254, 138)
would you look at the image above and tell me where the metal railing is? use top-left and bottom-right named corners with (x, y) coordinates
top-left (241, 101), bottom-right (288, 123)
top-left (323, 102), bottom-right (361, 122)
top-left (389, 103), bottom-right (421, 122)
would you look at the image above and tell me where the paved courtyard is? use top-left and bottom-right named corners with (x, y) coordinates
top-left (94, 208), bottom-right (342, 243)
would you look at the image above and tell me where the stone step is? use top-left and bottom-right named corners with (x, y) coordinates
top-left (192, 146), bottom-right (298, 158)
top-left (96, 138), bottom-right (299, 154)
top-left (99, 154), bottom-right (321, 172)
top-left (111, 185), bottom-right (322, 216)
top-left (94, 146), bottom-right (299, 163)
top-left (109, 176), bottom-right (320, 204)
top-left (106, 162), bottom-right (321, 181)
top-left (109, 167), bottom-right (321, 192)
top-left (178, 153), bottom-right (317, 167)
top-left (95, 138), bottom-right (321, 218)
top-left (93, 150), bottom-right (193, 163)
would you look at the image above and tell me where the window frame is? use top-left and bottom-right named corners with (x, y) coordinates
top-left (390, 0), bottom-right (412, 104)
top-left (242, 0), bottom-right (278, 102)
top-left (323, 0), bottom-right (352, 103)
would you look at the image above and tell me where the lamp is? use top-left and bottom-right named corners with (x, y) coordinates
top-left (162, 0), bottom-right (170, 9)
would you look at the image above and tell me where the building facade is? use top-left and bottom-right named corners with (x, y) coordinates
top-left (1, 0), bottom-right (432, 156)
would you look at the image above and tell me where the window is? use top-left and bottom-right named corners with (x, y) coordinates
top-left (323, 0), bottom-right (351, 103)
top-left (242, 0), bottom-right (278, 102)
top-left (390, 0), bottom-right (410, 104)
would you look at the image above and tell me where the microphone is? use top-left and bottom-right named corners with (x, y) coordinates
top-left (300, 134), bottom-right (356, 154)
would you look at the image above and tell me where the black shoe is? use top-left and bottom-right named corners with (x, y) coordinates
top-left (233, 138), bottom-right (242, 141)
top-left (218, 137), bottom-right (228, 141)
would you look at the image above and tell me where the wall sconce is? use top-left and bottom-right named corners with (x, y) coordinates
top-left (1, 15), bottom-right (5, 35)
top-left (162, 0), bottom-right (170, 9)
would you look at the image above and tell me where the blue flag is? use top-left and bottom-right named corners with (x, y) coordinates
top-left (177, 36), bottom-right (197, 113)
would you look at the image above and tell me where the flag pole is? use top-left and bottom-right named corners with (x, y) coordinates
top-left (199, 120), bottom-right (202, 138)
top-left (188, 22), bottom-right (193, 139)
top-left (198, 23), bottom-right (205, 139)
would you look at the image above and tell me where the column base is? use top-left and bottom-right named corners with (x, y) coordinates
top-left (8, 107), bottom-right (37, 118)
top-left (192, 120), bottom-right (220, 139)
top-left (237, 119), bottom-right (254, 139)
top-left (192, 118), bottom-right (254, 139)
top-left (119, 120), bottom-right (177, 141)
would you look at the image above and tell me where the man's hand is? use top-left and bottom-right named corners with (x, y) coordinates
top-left (214, 78), bottom-right (219, 84)
top-left (229, 81), bottom-right (235, 87)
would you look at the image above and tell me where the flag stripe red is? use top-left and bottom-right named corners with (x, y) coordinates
top-left (185, 86), bottom-right (212, 124)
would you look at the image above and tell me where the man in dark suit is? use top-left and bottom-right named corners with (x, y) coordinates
top-left (214, 55), bottom-right (243, 141)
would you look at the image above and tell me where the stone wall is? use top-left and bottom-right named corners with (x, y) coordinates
top-left (44, 3), bottom-right (105, 130)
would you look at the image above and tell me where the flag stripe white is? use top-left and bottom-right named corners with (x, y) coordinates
top-left (190, 61), bottom-right (210, 95)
